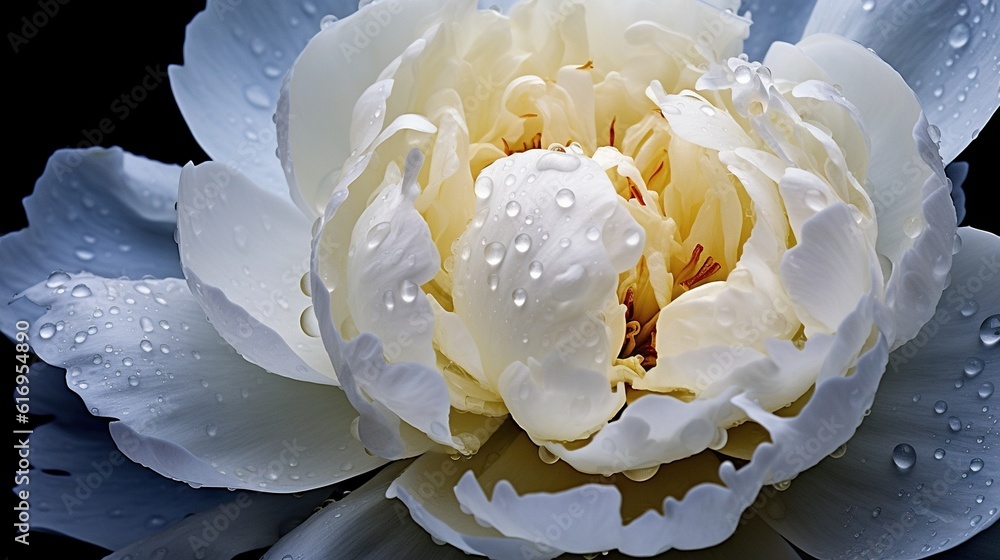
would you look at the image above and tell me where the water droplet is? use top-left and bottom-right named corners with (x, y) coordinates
top-left (400, 280), bottom-right (419, 303)
top-left (585, 227), bottom-right (600, 241)
top-left (71, 284), bottom-right (93, 298)
top-left (949, 416), bottom-right (963, 432)
top-left (300, 306), bottom-right (320, 337)
top-left (140, 316), bottom-right (155, 333)
top-left (484, 242), bottom-right (507, 266)
top-left (559, 237), bottom-right (571, 249)
top-left (538, 446), bottom-right (559, 464)
top-left (382, 290), bottom-right (395, 311)
top-left (971, 514), bottom-right (983, 527)
top-left (773, 479), bottom-right (792, 491)
top-left (528, 261), bottom-right (544, 279)
top-left (980, 315), bottom-right (1000, 346)
top-left (734, 65), bottom-right (752, 84)
top-left (46, 271), bottom-right (71, 288)
top-left (961, 299), bottom-right (980, 317)
top-left (320, 14), bottom-right (338, 29)
top-left (862, 0), bottom-right (876, 10)
top-left (244, 85), bottom-right (271, 108)
top-left (366, 222), bottom-right (391, 249)
top-left (892, 443), bottom-right (916, 470)
top-left (514, 233), bottom-right (532, 253)
top-left (555, 188), bottom-right (576, 208)
top-left (73, 331), bottom-right (87, 343)
top-left (39, 323), bottom-right (56, 339)
top-left (159, 344), bottom-right (171, 354)
top-left (935, 400), bottom-right (948, 414)
top-left (979, 382), bottom-right (994, 399)
top-left (75, 249), bottom-right (95, 262)
top-left (505, 201), bottom-right (521, 218)
top-left (699, 104), bottom-right (716, 116)
top-left (512, 288), bottom-right (527, 307)
top-left (934, 448), bottom-right (946, 459)
top-left (145, 515), bottom-right (166, 529)
top-left (977, 495), bottom-right (985, 504)
top-left (871, 507), bottom-right (881, 518)
top-left (903, 215), bottom-right (924, 238)
top-left (965, 357), bottom-right (985, 377)
top-left (122, 357), bottom-right (133, 367)
top-left (948, 22), bottom-right (971, 49)
top-left (140, 340), bottom-right (153, 352)
top-left (624, 465), bottom-right (661, 482)
top-left (127, 375), bottom-right (140, 387)
top-left (504, 174), bottom-right (517, 187)
top-left (474, 176), bottom-right (494, 199)
top-left (970, 458), bottom-right (985, 472)
top-left (487, 273), bottom-right (500, 291)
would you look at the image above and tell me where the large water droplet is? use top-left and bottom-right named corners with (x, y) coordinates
top-left (980, 315), bottom-right (1000, 346)
top-left (960, 299), bottom-right (980, 317)
top-left (934, 400), bottom-right (948, 414)
top-left (400, 280), bottom-right (419, 303)
top-left (39, 323), bottom-right (56, 339)
top-left (512, 288), bottom-right (527, 307)
top-left (537, 151), bottom-right (581, 172)
top-left (862, 0), bottom-right (876, 11)
top-left (484, 242), bottom-right (507, 266)
top-left (382, 290), bottom-right (395, 311)
top-left (366, 222), bottom-right (391, 249)
top-left (965, 357), bottom-right (985, 377)
top-left (300, 306), bottom-right (321, 337)
top-left (505, 201), bottom-right (521, 218)
top-left (140, 340), bottom-right (153, 352)
top-left (46, 271), bottom-right (71, 288)
top-left (555, 188), bottom-right (576, 208)
top-left (127, 375), bottom-right (140, 387)
top-left (970, 458), bottom-right (985, 472)
top-left (140, 316), bottom-right (155, 333)
top-left (903, 215), bottom-right (924, 238)
top-left (948, 416), bottom-right (963, 432)
top-left (934, 448), bottom-right (946, 460)
top-left (320, 14), bottom-right (338, 29)
top-left (979, 382), bottom-right (994, 399)
top-left (948, 22), bottom-right (971, 48)
top-left (71, 284), bottom-right (93, 298)
top-left (892, 443), bottom-right (916, 470)
top-left (474, 176), bottom-right (494, 199)
top-left (528, 261), bottom-right (544, 279)
top-left (514, 233), bottom-right (532, 253)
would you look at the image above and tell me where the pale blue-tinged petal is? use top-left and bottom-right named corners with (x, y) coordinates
top-left (15, 363), bottom-right (232, 550)
top-left (802, 0), bottom-right (1000, 162)
top-left (739, 0), bottom-right (818, 61)
top-left (169, 0), bottom-right (357, 196)
top-left (759, 227), bottom-right (1000, 560)
top-left (25, 274), bottom-right (385, 493)
top-left (0, 148), bottom-right (180, 338)
top-left (263, 462), bottom-right (468, 559)
top-left (106, 488), bottom-right (330, 560)
top-left (176, 161), bottom-right (337, 385)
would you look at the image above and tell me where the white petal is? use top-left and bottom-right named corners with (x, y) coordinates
top-left (451, 150), bottom-right (643, 441)
top-left (264, 461), bottom-right (468, 559)
top-left (169, 0), bottom-right (356, 196)
top-left (26, 275), bottom-right (385, 492)
top-left (345, 150), bottom-right (438, 369)
top-left (282, 0), bottom-right (466, 215)
top-left (177, 161), bottom-right (337, 385)
top-left (18, 363), bottom-right (233, 551)
top-left (803, 0), bottom-right (1000, 162)
top-left (648, 83), bottom-right (755, 152)
top-left (0, 148), bottom-right (180, 338)
top-left (739, 0), bottom-right (819, 60)
top-left (760, 228), bottom-right (1000, 560)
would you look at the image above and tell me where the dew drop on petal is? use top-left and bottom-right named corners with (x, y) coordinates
top-left (505, 201), bottom-right (521, 217)
top-left (366, 222), bottom-right (391, 249)
top-left (862, 0), bottom-right (876, 11)
top-left (903, 215), bottom-right (924, 238)
top-left (400, 280), bottom-right (419, 303)
top-left (484, 242), bottom-right (506, 266)
top-left (488, 274), bottom-right (499, 292)
top-left (320, 14), bottom-right (338, 29)
top-left (127, 375), bottom-right (140, 387)
top-left (555, 188), bottom-right (576, 208)
top-left (934, 400), bottom-right (948, 414)
top-left (948, 22), bottom-right (971, 48)
top-left (538, 446), bottom-right (559, 464)
top-left (892, 443), bottom-right (916, 470)
top-left (965, 357), bottom-right (985, 377)
top-left (475, 176), bottom-right (494, 200)
top-left (960, 299), bottom-right (980, 317)
top-left (300, 306), bottom-right (321, 337)
top-left (244, 85), bottom-right (271, 108)
top-left (512, 288), bottom-right (527, 307)
top-left (979, 315), bottom-right (1000, 346)
top-left (38, 323), bottom-right (56, 339)
top-left (970, 458), bottom-right (985, 472)
top-left (71, 284), bottom-right (93, 298)
top-left (979, 382), bottom-right (994, 399)
top-left (528, 261), bottom-right (544, 279)
top-left (734, 65), bottom-right (752, 84)
top-left (948, 416), bottom-right (963, 432)
top-left (46, 271), bottom-right (71, 288)
top-left (140, 340), bottom-right (154, 353)
top-left (514, 233), bottom-right (532, 253)
top-left (934, 448), bottom-right (946, 460)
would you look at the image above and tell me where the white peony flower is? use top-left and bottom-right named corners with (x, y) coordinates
top-left (3, 1), bottom-right (998, 559)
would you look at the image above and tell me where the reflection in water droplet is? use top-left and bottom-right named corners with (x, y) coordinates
top-left (555, 188), bottom-right (576, 208)
top-left (474, 176), bottom-right (493, 199)
top-left (965, 357), bottom-right (985, 377)
top-left (934, 448), bottom-right (946, 460)
top-left (980, 315), bottom-right (1000, 346)
top-left (892, 443), bottom-right (916, 470)
top-left (948, 22), bottom-right (971, 49)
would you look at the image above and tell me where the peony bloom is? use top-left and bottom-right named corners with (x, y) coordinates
top-left (4, 0), bottom-right (998, 559)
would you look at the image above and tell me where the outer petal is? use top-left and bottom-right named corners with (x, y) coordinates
top-left (15, 363), bottom-right (232, 551)
top-left (169, 0), bottom-right (356, 196)
top-left (0, 148), bottom-right (180, 338)
top-left (263, 461), bottom-right (467, 559)
top-left (803, 0), bottom-right (1000, 162)
top-left (26, 274), bottom-right (385, 492)
top-left (177, 161), bottom-right (336, 385)
top-left (759, 227), bottom-right (1000, 560)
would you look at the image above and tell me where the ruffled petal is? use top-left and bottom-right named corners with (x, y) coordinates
top-left (802, 0), bottom-right (1000, 162)
top-left (169, 0), bottom-right (357, 196)
top-left (0, 148), bottom-right (180, 338)
top-left (760, 228), bottom-right (1000, 559)
top-left (26, 274), bottom-right (385, 492)
top-left (15, 363), bottom-right (232, 551)
top-left (263, 462), bottom-right (467, 559)
top-left (177, 161), bottom-right (336, 385)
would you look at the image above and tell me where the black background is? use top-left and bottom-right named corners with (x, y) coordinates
top-left (3, 1), bottom-right (998, 558)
